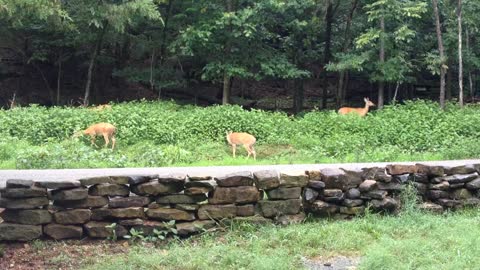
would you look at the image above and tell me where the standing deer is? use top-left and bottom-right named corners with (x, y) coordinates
top-left (226, 131), bottom-right (256, 160)
top-left (338, 97), bottom-right (375, 117)
top-left (73, 123), bottom-right (117, 150)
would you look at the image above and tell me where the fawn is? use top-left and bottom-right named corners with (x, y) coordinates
top-left (73, 123), bottom-right (117, 150)
top-left (226, 131), bottom-right (257, 160)
top-left (338, 97), bottom-right (375, 117)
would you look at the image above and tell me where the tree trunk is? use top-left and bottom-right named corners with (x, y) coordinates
top-left (84, 25), bottom-right (107, 107)
top-left (446, 56), bottom-right (452, 100)
top-left (466, 29), bottom-right (474, 102)
top-left (222, 0), bottom-right (234, 105)
top-left (432, 0), bottom-right (446, 110)
top-left (56, 55), bottom-right (62, 105)
top-left (322, 0), bottom-right (333, 109)
top-left (457, 0), bottom-right (463, 107)
top-left (32, 63), bottom-right (54, 105)
top-left (336, 0), bottom-right (358, 108)
top-left (378, 15), bottom-right (385, 109)
top-left (293, 79), bottom-right (304, 114)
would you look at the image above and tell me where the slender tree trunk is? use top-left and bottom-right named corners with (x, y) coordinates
top-left (457, 0), bottom-right (463, 107)
top-left (84, 25), bottom-right (107, 107)
top-left (378, 15), bottom-right (385, 109)
top-left (293, 79), bottom-right (304, 114)
top-left (150, 48), bottom-right (156, 94)
top-left (446, 56), bottom-right (452, 100)
top-left (56, 54), bottom-right (62, 105)
top-left (222, 72), bottom-right (231, 105)
top-left (32, 63), bottom-right (54, 105)
top-left (322, 0), bottom-right (333, 109)
top-left (432, 0), bottom-right (446, 109)
top-left (466, 29), bottom-right (474, 102)
top-left (336, 0), bottom-right (358, 108)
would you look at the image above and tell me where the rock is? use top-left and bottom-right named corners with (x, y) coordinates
top-left (257, 199), bottom-right (302, 218)
top-left (429, 181), bottom-right (450, 190)
top-left (386, 164), bottom-right (417, 175)
top-left (307, 180), bottom-right (325, 190)
top-left (54, 196), bottom-right (108, 209)
top-left (156, 194), bottom-right (207, 204)
top-left (185, 180), bottom-right (216, 189)
top-left (175, 204), bottom-right (200, 211)
top-left (306, 170), bottom-right (322, 181)
top-left (362, 167), bottom-right (391, 182)
top-left (157, 174), bottom-right (186, 187)
top-left (198, 204), bottom-right (237, 220)
top-left (463, 198), bottom-right (480, 207)
top-left (359, 180), bottom-right (377, 192)
top-left (89, 184), bottom-right (130, 197)
top-left (50, 188), bottom-right (88, 201)
top-left (187, 174), bottom-right (213, 181)
top-left (303, 188), bottom-right (319, 203)
top-left (132, 220), bottom-right (169, 235)
top-left (253, 170), bottom-right (280, 190)
top-left (266, 187), bottom-right (301, 200)
top-left (426, 190), bottom-right (450, 200)
top-left (146, 208), bottom-right (195, 221)
top-left (437, 199), bottom-right (462, 208)
top-left (466, 178), bottom-right (480, 190)
top-left (343, 199), bottom-right (364, 207)
top-left (0, 223), bottom-right (42, 241)
top-left (6, 179), bottom-right (34, 188)
top-left (377, 182), bottom-right (403, 191)
top-left (279, 171), bottom-right (309, 187)
top-left (275, 213), bottom-right (306, 225)
top-left (176, 220), bottom-right (216, 236)
top-left (392, 174), bottom-right (410, 183)
top-left (1, 209), bottom-right (52, 225)
top-left (231, 216), bottom-right (273, 225)
top-left (124, 175), bottom-right (157, 185)
top-left (408, 173), bottom-right (429, 183)
top-left (209, 186), bottom-right (260, 204)
top-left (119, 218), bottom-right (144, 226)
top-left (445, 164), bottom-right (477, 175)
top-left (345, 188), bottom-right (361, 199)
top-left (450, 183), bottom-right (465, 189)
top-left (148, 202), bottom-right (170, 209)
top-left (415, 164), bottom-right (445, 177)
top-left (434, 173), bottom-right (478, 184)
top-left (369, 198), bottom-right (398, 212)
top-left (236, 204), bottom-right (255, 216)
top-left (35, 180), bottom-right (81, 189)
top-left (79, 176), bottom-right (112, 186)
top-left (0, 197), bottom-right (49, 209)
top-left (340, 206), bottom-right (365, 215)
top-left (44, 224), bottom-right (83, 239)
top-left (320, 168), bottom-right (361, 191)
top-left (54, 209), bottom-right (92, 224)
top-left (131, 180), bottom-right (183, 196)
top-left (84, 221), bottom-right (128, 238)
top-left (216, 171), bottom-right (254, 187)
top-left (450, 188), bottom-right (473, 200)
top-left (361, 190), bottom-right (387, 200)
top-left (109, 196), bottom-right (151, 208)
top-left (413, 182), bottom-right (428, 194)
top-left (184, 187), bottom-right (212, 195)
top-left (418, 202), bottom-right (443, 213)
top-left (308, 200), bottom-right (338, 216)
top-left (108, 176), bottom-right (132, 185)
top-left (91, 207), bottom-right (145, 220)
top-left (0, 186), bottom-right (47, 198)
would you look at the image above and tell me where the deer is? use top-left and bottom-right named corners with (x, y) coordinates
top-left (226, 131), bottom-right (257, 160)
top-left (338, 97), bottom-right (375, 117)
top-left (89, 104), bottom-right (112, 111)
top-left (73, 123), bottom-right (117, 150)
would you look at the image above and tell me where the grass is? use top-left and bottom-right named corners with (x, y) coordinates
top-left (80, 208), bottom-right (480, 270)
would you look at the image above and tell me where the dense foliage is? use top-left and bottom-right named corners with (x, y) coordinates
top-left (0, 100), bottom-right (479, 169)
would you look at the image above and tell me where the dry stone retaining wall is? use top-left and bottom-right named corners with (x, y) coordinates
top-left (2, 163), bottom-right (480, 241)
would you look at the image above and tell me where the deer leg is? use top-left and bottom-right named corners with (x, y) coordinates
top-left (231, 144), bottom-right (236, 158)
top-left (250, 145), bottom-right (256, 160)
top-left (102, 133), bottom-right (110, 148)
top-left (243, 144), bottom-right (251, 159)
top-left (90, 136), bottom-right (98, 148)
top-left (111, 136), bottom-right (116, 150)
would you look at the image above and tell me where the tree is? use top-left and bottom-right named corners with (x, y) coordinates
top-left (457, 0), bottom-right (463, 107)
top-left (432, 0), bottom-right (447, 109)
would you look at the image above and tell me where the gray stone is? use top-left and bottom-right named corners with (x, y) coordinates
top-left (0, 223), bottom-right (42, 241)
top-left (324, 189), bottom-right (343, 198)
top-left (119, 218), bottom-right (144, 226)
top-left (408, 173), bottom-right (429, 183)
top-left (386, 164), bottom-right (417, 175)
top-left (320, 168), bottom-right (360, 191)
top-left (1, 186), bottom-right (47, 198)
top-left (236, 204), bottom-right (255, 217)
top-left (435, 173), bottom-right (478, 184)
top-left (175, 204), bottom-right (200, 211)
top-left (89, 184), bottom-right (130, 197)
top-left (275, 213), bottom-right (306, 225)
top-left (54, 196), bottom-right (108, 209)
top-left (54, 209), bottom-right (92, 224)
top-left (44, 224), bottom-right (83, 240)
top-left (84, 221), bottom-right (128, 238)
top-left (361, 190), bottom-right (387, 200)
top-left (50, 187), bottom-right (88, 201)
top-left (429, 181), bottom-right (450, 190)
top-left (466, 178), bottom-right (480, 190)
top-left (437, 199), bottom-right (462, 208)
top-left (209, 186), bottom-right (260, 204)
top-left (309, 200), bottom-right (339, 215)
top-left (392, 174), bottom-right (410, 183)
top-left (362, 167), bottom-right (391, 182)
top-left (359, 180), bottom-right (377, 192)
top-left (340, 206), bottom-right (365, 215)
top-left (91, 207), bottom-right (145, 220)
top-left (109, 196), bottom-right (151, 208)
top-left (450, 188), bottom-right (473, 200)
top-left (377, 182), bottom-right (403, 191)
top-left (156, 194), bottom-right (207, 204)
top-left (187, 174), bottom-right (213, 181)
top-left (131, 180), bottom-right (183, 196)
top-left (266, 187), bottom-right (301, 200)
top-left (413, 182), bottom-right (428, 194)
top-left (157, 173), bottom-right (186, 186)
top-left (185, 180), bottom-right (216, 189)
top-left (369, 198), bottom-right (398, 212)
top-left (253, 170), bottom-right (280, 190)
top-left (6, 179), bottom-right (34, 188)
top-left (216, 171), bottom-right (254, 187)
top-left (231, 216), bottom-right (273, 225)
top-left (279, 171), bottom-right (309, 187)
top-left (79, 176), bottom-right (112, 186)
top-left (418, 202), bottom-right (443, 213)
top-left (108, 176), bottom-right (131, 185)
top-left (306, 170), bottom-right (322, 181)
top-left (463, 198), bottom-right (480, 207)
top-left (445, 164), bottom-right (477, 175)
top-left (303, 188), bottom-right (319, 203)
top-left (343, 199), bottom-right (364, 207)
top-left (131, 220), bottom-right (168, 235)
top-left (198, 204), bottom-right (237, 220)
top-left (427, 190), bottom-right (450, 200)
top-left (176, 220), bottom-right (216, 236)
top-left (184, 187), bottom-right (212, 195)
top-left (307, 180), bottom-right (325, 190)
top-left (345, 188), bottom-right (361, 199)
top-left (0, 197), bottom-right (49, 209)
top-left (1, 209), bottom-right (52, 225)
top-left (124, 175), bottom-right (157, 185)
top-left (146, 208), bottom-right (195, 221)
top-left (415, 164), bottom-right (445, 177)
top-left (36, 180), bottom-right (81, 189)
top-left (257, 199), bottom-right (302, 218)
top-left (450, 183), bottom-right (465, 189)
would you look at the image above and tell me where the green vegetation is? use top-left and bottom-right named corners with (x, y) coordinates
top-left (81, 208), bottom-right (480, 270)
top-left (0, 100), bottom-right (479, 169)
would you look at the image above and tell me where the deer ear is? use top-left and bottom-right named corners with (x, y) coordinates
top-left (364, 97), bottom-right (368, 102)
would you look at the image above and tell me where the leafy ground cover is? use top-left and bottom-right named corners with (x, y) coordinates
top-left (1, 100), bottom-right (479, 169)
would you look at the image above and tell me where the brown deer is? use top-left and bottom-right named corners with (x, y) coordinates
top-left (73, 123), bottom-right (117, 150)
top-left (226, 131), bottom-right (257, 160)
top-left (89, 104), bottom-right (112, 111)
top-left (338, 97), bottom-right (375, 117)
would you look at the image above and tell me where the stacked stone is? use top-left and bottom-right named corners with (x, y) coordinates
top-left (0, 179), bottom-right (49, 241)
top-left (254, 170), bottom-right (305, 224)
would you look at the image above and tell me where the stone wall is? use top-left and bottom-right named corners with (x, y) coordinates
top-left (1, 163), bottom-right (480, 241)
